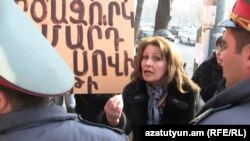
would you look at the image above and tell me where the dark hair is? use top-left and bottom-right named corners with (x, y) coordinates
top-left (0, 85), bottom-right (49, 111)
top-left (230, 28), bottom-right (250, 54)
top-left (216, 36), bottom-right (223, 47)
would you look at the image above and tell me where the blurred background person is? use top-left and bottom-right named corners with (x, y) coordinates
top-left (191, 0), bottom-right (250, 124)
top-left (192, 36), bottom-right (224, 102)
top-left (53, 93), bottom-right (75, 113)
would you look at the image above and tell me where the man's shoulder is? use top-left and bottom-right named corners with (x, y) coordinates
top-left (198, 104), bottom-right (250, 124)
top-left (67, 118), bottom-right (128, 141)
top-left (76, 117), bottom-right (127, 136)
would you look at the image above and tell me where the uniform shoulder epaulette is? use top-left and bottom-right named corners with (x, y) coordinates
top-left (190, 104), bottom-right (232, 125)
top-left (190, 108), bottom-right (213, 124)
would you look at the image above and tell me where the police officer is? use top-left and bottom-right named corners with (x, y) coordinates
top-left (0, 1), bottom-right (128, 141)
top-left (191, 0), bottom-right (250, 124)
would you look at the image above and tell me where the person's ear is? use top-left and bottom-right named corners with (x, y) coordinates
top-left (247, 44), bottom-right (250, 59)
top-left (0, 90), bottom-right (9, 113)
top-left (245, 44), bottom-right (250, 69)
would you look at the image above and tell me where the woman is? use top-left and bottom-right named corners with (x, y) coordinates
top-left (122, 36), bottom-right (201, 141)
top-left (192, 36), bottom-right (224, 102)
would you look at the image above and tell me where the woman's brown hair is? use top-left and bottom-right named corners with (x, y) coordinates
top-left (131, 36), bottom-right (200, 93)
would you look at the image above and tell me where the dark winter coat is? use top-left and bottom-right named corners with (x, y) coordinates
top-left (191, 79), bottom-right (250, 124)
top-left (0, 105), bottom-right (128, 141)
top-left (123, 80), bottom-right (201, 141)
top-left (192, 54), bottom-right (223, 102)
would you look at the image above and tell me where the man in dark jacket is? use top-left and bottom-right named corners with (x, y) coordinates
top-left (0, 1), bottom-right (128, 141)
top-left (192, 0), bottom-right (250, 124)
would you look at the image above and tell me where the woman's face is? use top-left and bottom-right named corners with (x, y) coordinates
top-left (215, 45), bottom-right (223, 66)
top-left (141, 44), bottom-right (167, 85)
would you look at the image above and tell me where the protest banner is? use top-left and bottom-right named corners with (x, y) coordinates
top-left (16, 0), bottom-right (134, 94)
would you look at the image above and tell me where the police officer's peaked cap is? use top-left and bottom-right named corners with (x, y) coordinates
top-left (0, 1), bottom-right (74, 96)
top-left (219, 0), bottom-right (250, 32)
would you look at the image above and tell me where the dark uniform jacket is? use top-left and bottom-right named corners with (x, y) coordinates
top-left (0, 105), bottom-right (128, 141)
top-left (123, 80), bottom-right (201, 141)
top-left (191, 79), bottom-right (250, 124)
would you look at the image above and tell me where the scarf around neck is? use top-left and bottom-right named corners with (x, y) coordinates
top-left (146, 83), bottom-right (168, 125)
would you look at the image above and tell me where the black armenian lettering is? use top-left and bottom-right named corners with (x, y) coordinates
top-left (66, 25), bottom-right (84, 50)
top-left (124, 51), bottom-right (134, 76)
top-left (41, 24), bottom-right (47, 39)
top-left (89, 1), bottom-right (103, 25)
top-left (75, 76), bottom-right (85, 88)
top-left (73, 50), bottom-right (88, 76)
top-left (51, 25), bottom-right (61, 47)
top-left (70, 0), bottom-right (87, 25)
top-left (92, 50), bottom-right (107, 76)
top-left (108, 2), bottom-right (121, 26)
top-left (122, 1), bottom-right (134, 27)
top-left (87, 25), bottom-right (102, 50)
top-left (31, 0), bottom-right (47, 23)
top-left (103, 15), bottom-right (107, 26)
top-left (51, 0), bottom-right (68, 24)
top-left (16, 0), bottom-right (134, 93)
top-left (105, 27), bottom-right (124, 51)
top-left (15, 0), bottom-right (28, 11)
top-left (41, 24), bottom-right (61, 47)
top-left (87, 76), bottom-right (98, 94)
top-left (16, 0), bottom-right (134, 26)
top-left (108, 53), bottom-right (123, 76)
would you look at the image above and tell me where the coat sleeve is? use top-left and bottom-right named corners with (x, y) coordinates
top-left (97, 111), bottom-right (127, 130)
